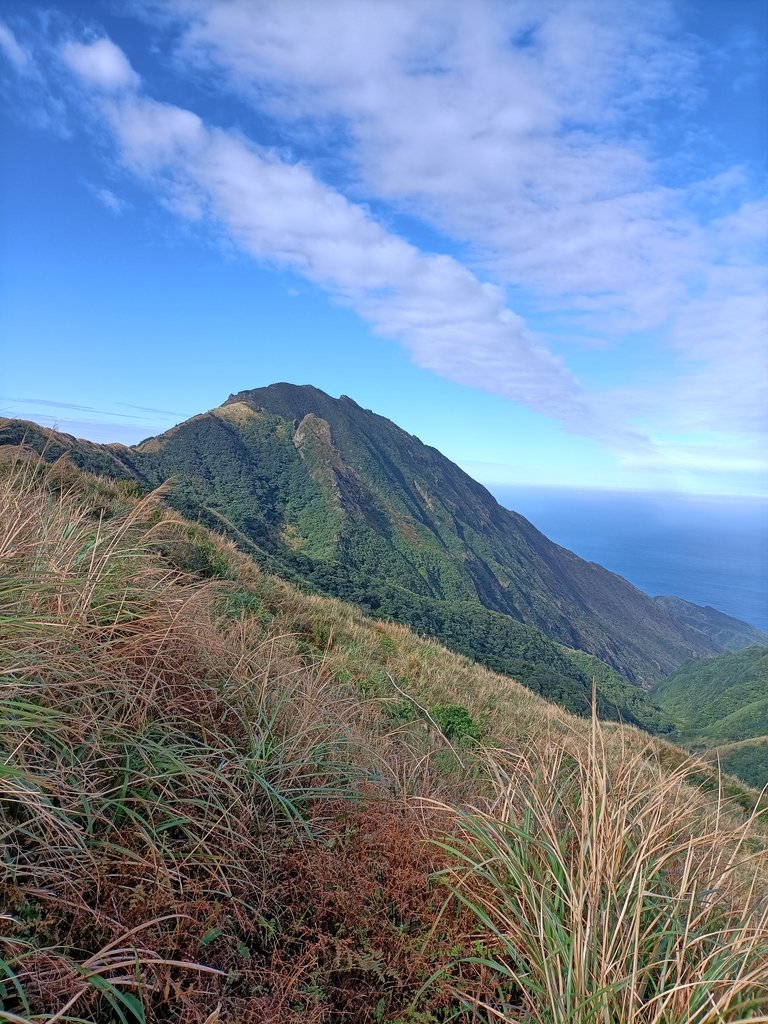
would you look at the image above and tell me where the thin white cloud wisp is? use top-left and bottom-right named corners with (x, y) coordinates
top-left (62, 36), bottom-right (140, 91)
top-left (60, 36), bottom-right (648, 451)
top-left (0, 21), bottom-right (31, 71)
top-left (146, 0), bottom-right (766, 480)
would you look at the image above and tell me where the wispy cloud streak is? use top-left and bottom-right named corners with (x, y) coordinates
top-left (4, 2), bottom-right (765, 484)
top-left (143, 0), bottom-right (765, 473)
top-left (56, 35), bottom-right (651, 451)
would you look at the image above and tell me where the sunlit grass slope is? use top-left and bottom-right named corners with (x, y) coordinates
top-left (1, 452), bottom-right (767, 1023)
top-left (653, 646), bottom-right (768, 789)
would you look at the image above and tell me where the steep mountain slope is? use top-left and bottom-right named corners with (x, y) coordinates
top-left (3, 450), bottom-right (766, 1022)
top-left (653, 595), bottom-right (768, 652)
top-left (2, 386), bottom-right (764, 703)
top-left (654, 645), bottom-right (768, 740)
top-left (653, 645), bottom-right (768, 788)
top-left (138, 384), bottom-right (764, 680)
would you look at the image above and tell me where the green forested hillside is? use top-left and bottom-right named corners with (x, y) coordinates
top-left (712, 739), bottom-right (768, 790)
top-left (654, 645), bottom-right (768, 740)
top-left (2, 386), bottom-right (765, 728)
top-left (653, 645), bottom-right (768, 788)
top-left (652, 596), bottom-right (768, 653)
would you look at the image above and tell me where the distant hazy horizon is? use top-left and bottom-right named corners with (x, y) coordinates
top-left (490, 484), bottom-right (768, 632)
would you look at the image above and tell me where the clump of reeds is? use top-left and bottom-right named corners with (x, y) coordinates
top-left (0, 453), bottom-right (377, 1019)
top-left (436, 716), bottom-right (768, 1022)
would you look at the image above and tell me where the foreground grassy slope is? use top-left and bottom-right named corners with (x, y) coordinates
top-left (653, 646), bottom-right (768, 789)
top-left (0, 416), bottom-right (674, 732)
top-left (2, 453), bottom-right (767, 1023)
top-left (4, 389), bottom-right (766, 701)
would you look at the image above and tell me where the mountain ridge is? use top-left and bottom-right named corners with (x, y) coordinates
top-left (2, 385), bottom-right (764, 714)
top-left (224, 384), bottom-right (766, 671)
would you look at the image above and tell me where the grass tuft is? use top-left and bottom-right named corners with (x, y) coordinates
top-left (435, 720), bottom-right (768, 1022)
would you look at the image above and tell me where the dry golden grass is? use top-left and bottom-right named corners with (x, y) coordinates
top-left (0, 454), bottom-right (497, 1020)
top-left (1, 451), bottom-right (766, 1022)
top-left (434, 721), bottom-right (768, 1022)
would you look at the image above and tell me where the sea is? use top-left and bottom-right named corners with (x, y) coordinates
top-left (488, 486), bottom-right (768, 634)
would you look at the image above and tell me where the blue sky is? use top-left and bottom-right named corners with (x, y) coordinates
top-left (0, 0), bottom-right (766, 494)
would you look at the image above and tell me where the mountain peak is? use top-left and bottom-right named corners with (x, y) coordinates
top-left (227, 381), bottom-right (332, 405)
top-left (3, 387), bottom-right (764, 703)
top-left (134, 387), bottom-right (768, 679)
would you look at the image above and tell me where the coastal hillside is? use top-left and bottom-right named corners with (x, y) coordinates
top-left (1, 451), bottom-right (766, 1022)
top-left (654, 645), bottom-right (768, 789)
top-left (0, 417), bottom-right (672, 733)
top-left (1, 387), bottom-right (764, 703)
top-left (6, 1), bottom-right (766, 1019)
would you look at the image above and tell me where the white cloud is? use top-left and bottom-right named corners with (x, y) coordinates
top-left (622, 441), bottom-right (768, 475)
top-left (97, 90), bottom-right (640, 446)
top-left (62, 37), bottom-right (140, 91)
top-left (0, 22), bottom-right (31, 72)
top-left (157, 0), bottom-right (705, 333)
top-left (92, 186), bottom-right (126, 213)
top-left (142, 0), bottom-right (765, 476)
top-left (109, 95), bottom-right (204, 168)
top-left (25, 5), bottom-right (764, 485)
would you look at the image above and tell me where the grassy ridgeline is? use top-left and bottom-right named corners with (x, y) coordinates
top-left (653, 647), bottom-right (768, 789)
top-left (1, 453), bottom-right (767, 1023)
